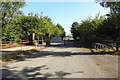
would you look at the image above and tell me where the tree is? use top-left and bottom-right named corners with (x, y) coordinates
top-left (96, 0), bottom-right (120, 51)
top-left (55, 24), bottom-right (65, 40)
top-left (41, 16), bottom-right (54, 46)
top-left (71, 22), bottom-right (80, 40)
top-left (19, 13), bottom-right (65, 46)
top-left (16, 13), bottom-right (45, 45)
top-left (71, 15), bottom-right (105, 40)
top-left (0, 0), bottom-right (65, 46)
top-left (71, 14), bottom-right (105, 47)
top-left (1, 0), bottom-right (26, 41)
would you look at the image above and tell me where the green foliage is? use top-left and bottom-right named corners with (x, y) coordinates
top-left (97, 16), bottom-right (120, 40)
top-left (33, 40), bottom-right (39, 45)
top-left (96, 1), bottom-right (120, 40)
top-left (1, 0), bottom-right (26, 41)
top-left (71, 22), bottom-right (80, 40)
top-left (42, 16), bottom-right (55, 35)
top-left (1, 1), bottom-right (65, 43)
top-left (96, 1), bottom-right (120, 16)
top-left (115, 52), bottom-right (120, 55)
top-left (55, 24), bottom-right (65, 37)
top-left (1, 1), bottom-right (26, 27)
top-left (71, 1), bottom-right (120, 51)
top-left (18, 14), bottom-right (43, 37)
top-left (71, 14), bottom-right (105, 40)
top-left (18, 13), bottom-right (65, 40)
top-left (96, 0), bottom-right (120, 51)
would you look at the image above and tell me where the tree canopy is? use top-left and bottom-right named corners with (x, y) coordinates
top-left (1, 1), bottom-right (65, 43)
top-left (96, 0), bottom-right (120, 41)
top-left (71, 14), bottom-right (105, 40)
top-left (1, 0), bottom-right (26, 41)
top-left (71, 0), bottom-right (120, 51)
top-left (96, 0), bottom-right (120, 51)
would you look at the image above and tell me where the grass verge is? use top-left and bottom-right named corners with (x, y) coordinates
top-left (0, 46), bottom-right (45, 62)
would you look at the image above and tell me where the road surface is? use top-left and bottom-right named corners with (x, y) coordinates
top-left (1, 41), bottom-right (118, 79)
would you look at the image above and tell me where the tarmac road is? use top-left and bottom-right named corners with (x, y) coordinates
top-left (1, 41), bottom-right (118, 79)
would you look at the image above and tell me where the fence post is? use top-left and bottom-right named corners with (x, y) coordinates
top-left (20, 40), bottom-right (22, 50)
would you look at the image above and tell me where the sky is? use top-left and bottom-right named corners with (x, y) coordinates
top-left (20, 2), bottom-right (110, 35)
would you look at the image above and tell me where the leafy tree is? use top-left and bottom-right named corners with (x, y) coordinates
top-left (71, 15), bottom-right (105, 40)
top-left (96, 0), bottom-right (120, 51)
top-left (42, 17), bottom-right (66, 45)
top-left (15, 13), bottom-right (45, 44)
top-left (0, 0), bottom-right (65, 46)
top-left (55, 24), bottom-right (65, 39)
top-left (53, 26), bottom-right (61, 37)
top-left (1, 0), bottom-right (26, 41)
top-left (41, 16), bottom-right (55, 46)
top-left (71, 22), bottom-right (80, 40)
top-left (18, 13), bottom-right (65, 46)
top-left (97, 16), bottom-right (120, 40)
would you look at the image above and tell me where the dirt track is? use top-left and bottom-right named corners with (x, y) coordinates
top-left (1, 42), bottom-right (118, 79)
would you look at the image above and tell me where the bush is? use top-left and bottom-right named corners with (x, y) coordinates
top-left (1, 54), bottom-right (14, 61)
top-left (115, 52), bottom-right (120, 55)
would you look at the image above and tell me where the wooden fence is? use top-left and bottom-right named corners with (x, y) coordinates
top-left (0, 40), bottom-right (29, 49)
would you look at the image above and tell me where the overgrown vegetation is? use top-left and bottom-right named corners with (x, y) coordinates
top-left (1, 0), bottom-right (65, 46)
top-left (0, 48), bottom-right (39, 61)
top-left (71, 1), bottom-right (120, 51)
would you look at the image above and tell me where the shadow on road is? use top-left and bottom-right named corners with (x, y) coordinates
top-left (1, 65), bottom-right (71, 79)
top-left (27, 51), bottom-right (113, 59)
top-left (1, 40), bottom-right (116, 79)
top-left (1, 41), bottom-right (114, 62)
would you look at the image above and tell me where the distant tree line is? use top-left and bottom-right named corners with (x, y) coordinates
top-left (0, 0), bottom-right (65, 46)
top-left (71, 0), bottom-right (120, 51)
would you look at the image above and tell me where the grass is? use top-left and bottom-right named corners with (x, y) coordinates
top-left (114, 52), bottom-right (120, 55)
top-left (0, 46), bottom-right (45, 62)
top-left (82, 46), bottom-right (119, 55)
top-left (0, 45), bottom-right (118, 62)
top-left (51, 41), bottom-right (62, 43)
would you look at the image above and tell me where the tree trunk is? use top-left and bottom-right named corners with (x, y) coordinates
top-left (45, 33), bottom-right (51, 46)
top-left (29, 33), bottom-right (35, 45)
top-left (32, 33), bottom-right (35, 41)
top-left (116, 42), bottom-right (119, 51)
top-left (81, 34), bottom-right (85, 47)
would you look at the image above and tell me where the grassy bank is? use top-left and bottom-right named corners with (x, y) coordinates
top-left (0, 46), bottom-right (45, 62)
